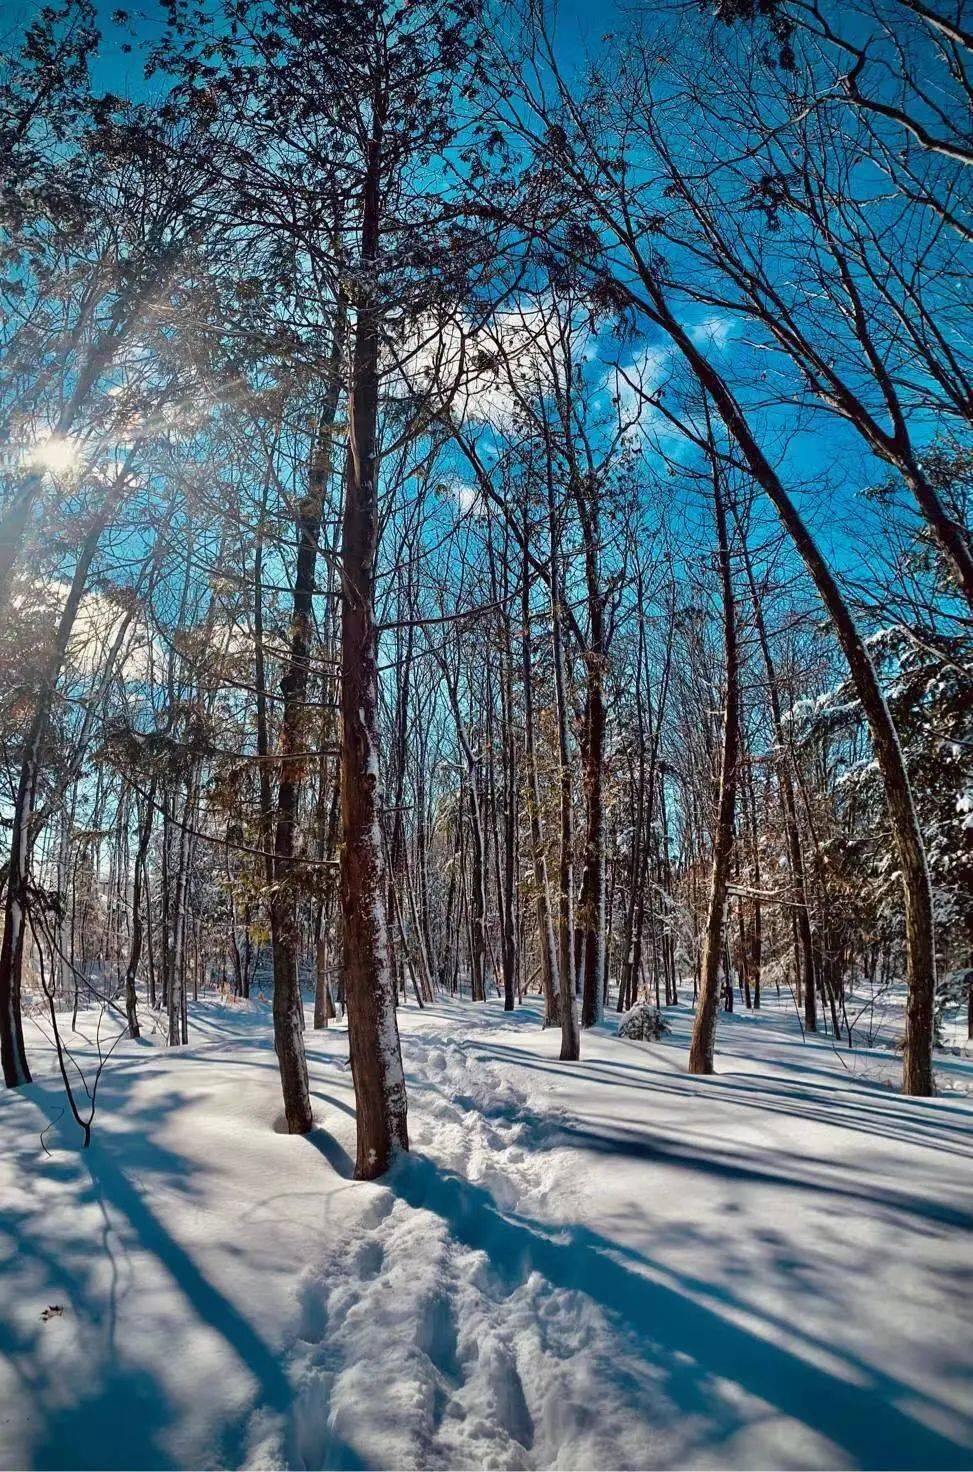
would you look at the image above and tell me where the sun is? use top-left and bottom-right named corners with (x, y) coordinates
top-left (30, 435), bottom-right (81, 475)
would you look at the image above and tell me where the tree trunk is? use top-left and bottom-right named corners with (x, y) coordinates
top-left (340, 97), bottom-right (408, 1178)
top-left (688, 475), bottom-right (739, 1076)
top-left (269, 308), bottom-right (346, 1133)
top-left (168, 768), bottom-right (200, 1049)
top-left (579, 488), bottom-right (606, 1030)
top-left (496, 557), bottom-right (518, 1013)
top-left (0, 475), bottom-right (128, 1087)
top-left (579, 611), bottom-right (606, 1028)
top-left (520, 537), bottom-right (560, 1026)
top-left (468, 741), bottom-right (488, 1003)
top-left (548, 493), bottom-right (580, 1061)
top-left (123, 781), bottom-right (156, 1041)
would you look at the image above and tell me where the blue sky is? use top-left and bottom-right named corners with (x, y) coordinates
top-left (11, 0), bottom-right (955, 611)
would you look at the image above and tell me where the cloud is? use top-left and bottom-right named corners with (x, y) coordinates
top-left (688, 314), bottom-right (735, 353)
top-left (601, 341), bottom-right (684, 445)
top-left (13, 577), bottom-right (155, 685)
top-left (395, 299), bottom-right (600, 430)
top-left (443, 475), bottom-right (487, 517)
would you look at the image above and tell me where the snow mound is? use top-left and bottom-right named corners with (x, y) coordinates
top-left (617, 1003), bottom-right (671, 1042)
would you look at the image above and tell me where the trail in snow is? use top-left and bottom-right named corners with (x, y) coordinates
top-left (1, 993), bottom-right (972, 1471)
top-left (260, 1018), bottom-right (973, 1472)
top-left (281, 1037), bottom-right (688, 1472)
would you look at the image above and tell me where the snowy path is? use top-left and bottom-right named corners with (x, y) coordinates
top-left (1, 996), bottom-right (972, 1470)
top-left (283, 1035), bottom-right (686, 1472)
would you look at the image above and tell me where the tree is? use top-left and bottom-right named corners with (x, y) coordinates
top-left (688, 456), bottom-right (740, 1074)
top-left (491, 20), bottom-right (941, 1092)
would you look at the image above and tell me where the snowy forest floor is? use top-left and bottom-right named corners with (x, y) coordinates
top-left (1, 989), bottom-right (972, 1472)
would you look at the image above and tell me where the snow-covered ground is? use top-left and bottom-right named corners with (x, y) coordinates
top-left (1, 991), bottom-right (971, 1471)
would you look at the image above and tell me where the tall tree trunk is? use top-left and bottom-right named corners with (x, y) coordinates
top-left (689, 475), bottom-right (739, 1076)
top-left (499, 660), bottom-right (518, 1012)
top-left (313, 736), bottom-right (340, 1029)
top-left (168, 771), bottom-right (198, 1048)
top-left (340, 97), bottom-right (408, 1178)
top-left (579, 600), bottom-right (606, 1028)
top-left (252, 480), bottom-right (277, 898)
top-left (744, 761), bottom-right (763, 1010)
top-left (520, 531), bottom-right (559, 1026)
top-left (123, 780), bottom-right (156, 1041)
top-left (467, 735), bottom-right (488, 1003)
top-left (269, 305), bottom-right (346, 1132)
top-left (550, 548), bottom-right (580, 1060)
top-left (579, 485), bottom-right (606, 1030)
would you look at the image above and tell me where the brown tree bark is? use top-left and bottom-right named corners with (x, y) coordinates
top-left (520, 551), bottom-right (560, 1026)
top-left (547, 472), bottom-right (581, 1061)
top-left (270, 309), bottom-right (346, 1133)
top-left (340, 91), bottom-right (409, 1177)
top-left (579, 490), bottom-right (606, 1030)
top-left (123, 780), bottom-right (156, 1041)
top-left (689, 474), bottom-right (740, 1075)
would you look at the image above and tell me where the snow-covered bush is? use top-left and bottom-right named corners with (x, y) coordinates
top-left (617, 1003), bottom-right (671, 1042)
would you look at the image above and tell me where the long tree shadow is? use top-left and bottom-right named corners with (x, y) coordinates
top-left (389, 1151), bottom-right (973, 1471)
top-left (552, 1120), bottom-right (973, 1233)
top-left (7, 1082), bottom-right (294, 1470)
top-left (81, 1135), bottom-right (292, 1408)
top-left (476, 1039), bottom-right (973, 1158)
top-left (32, 1366), bottom-right (175, 1471)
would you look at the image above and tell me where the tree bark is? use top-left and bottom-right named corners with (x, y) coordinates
top-left (340, 89), bottom-right (409, 1178)
top-left (579, 489), bottom-right (606, 1030)
top-left (270, 315), bottom-right (345, 1131)
top-left (123, 780), bottom-right (156, 1040)
top-left (547, 478), bottom-right (580, 1061)
top-left (579, 612), bottom-right (606, 1028)
top-left (689, 475), bottom-right (739, 1076)
top-left (520, 525), bottom-right (560, 1026)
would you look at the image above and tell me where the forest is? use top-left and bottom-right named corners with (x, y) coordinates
top-left (0, 0), bottom-right (971, 1468)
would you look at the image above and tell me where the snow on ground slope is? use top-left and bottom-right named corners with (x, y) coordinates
top-left (1, 993), bottom-right (971, 1471)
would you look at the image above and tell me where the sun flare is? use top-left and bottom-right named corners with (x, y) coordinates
top-left (30, 435), bottom-right (80, 475)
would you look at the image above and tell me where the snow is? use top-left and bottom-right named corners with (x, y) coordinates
top-left (1, 991), bottom-right (972, 1470)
